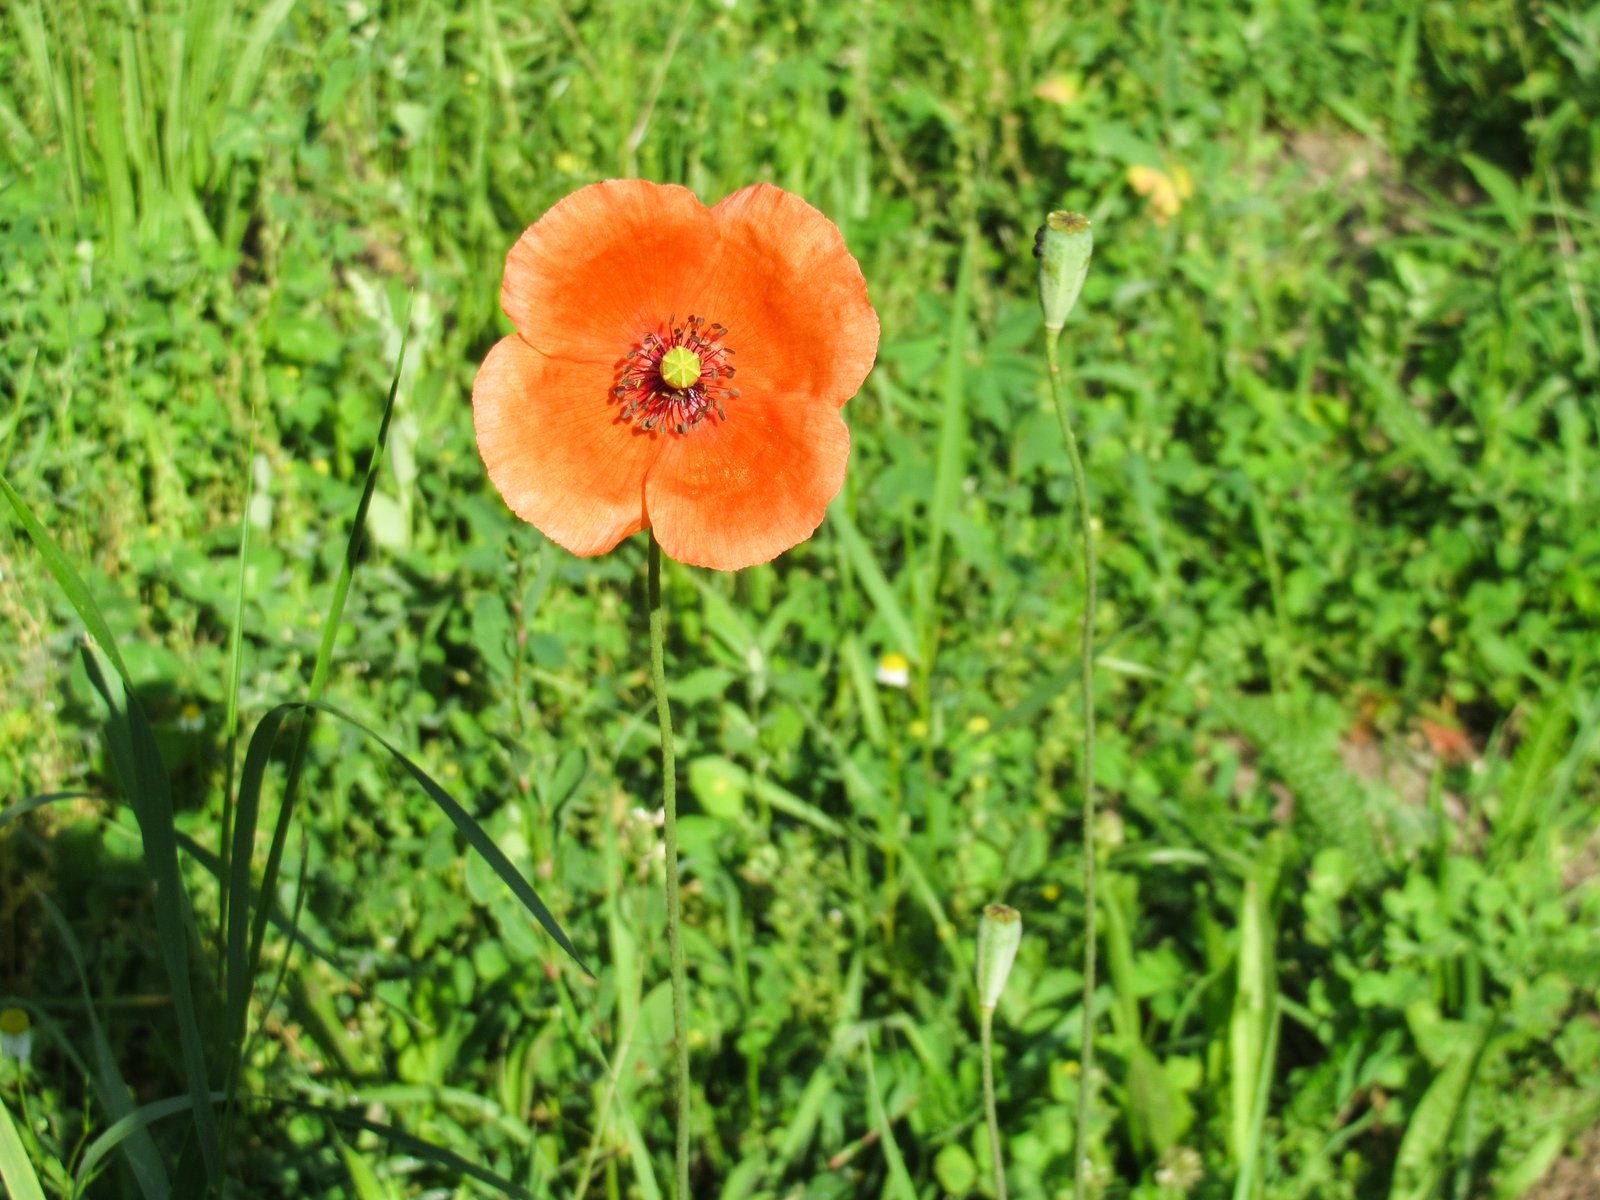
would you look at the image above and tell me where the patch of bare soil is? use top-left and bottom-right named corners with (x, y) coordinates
top-left (1525, 1125), bottom-right (1600, 1200)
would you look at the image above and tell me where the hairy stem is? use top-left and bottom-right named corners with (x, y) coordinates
top-left (981, 1005), bottom-right (1008, 1200)
top-left (647, 534), bottom-right (691, 1200)
top-left (1046, 330), bottom-right (1097, 1200)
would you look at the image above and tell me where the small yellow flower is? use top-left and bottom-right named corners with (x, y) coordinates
top-left (966, 714), bottom-right (991, 736)
top-left (1033, 74), bottom-right (1081, 105)
top-left (553, 151), bottom-right (582, 175)
top-left (907, 718), bottom-right (929, 741)
top-left (1126, 163), bottom-right (1194, 226)
top-left (875, 652), bottom-right (911, 689)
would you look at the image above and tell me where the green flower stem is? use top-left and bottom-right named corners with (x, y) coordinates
top-left (980, 1005), bottom-right (1008, 1200)
top-left (1045, 329), bottom-right (1097, 1200)
top-left (647, 533), bottom-right (691, 1200)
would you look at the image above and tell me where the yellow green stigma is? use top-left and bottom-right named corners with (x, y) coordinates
top-left (660, 346), bottom-right (702, 391)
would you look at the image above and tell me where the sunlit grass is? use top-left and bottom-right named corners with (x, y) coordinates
top-left (2, 0), bottom-right (1599, 1196)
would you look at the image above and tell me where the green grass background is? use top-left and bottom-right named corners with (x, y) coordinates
top-left (2, 0), bottom-right (1599, 1196)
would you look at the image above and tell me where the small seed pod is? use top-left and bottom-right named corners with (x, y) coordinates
top-left (1033, 211), bottom-right (1093, 333)
top-left (976, 904), bottom-right (1023, 1010)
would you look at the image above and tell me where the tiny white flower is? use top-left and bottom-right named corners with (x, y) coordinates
top-left (1, 1008), bottom-right (31, 1065)
top-left (875, 652), bottom-right (911, 689)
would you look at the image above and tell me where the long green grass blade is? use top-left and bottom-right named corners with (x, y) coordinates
top-left (224, 325), bottom-right (412, 1143)
top-left (217, 410), bottom-right (258, 979)
top-left (1229, 835), bottom-right (1282, 1171)
top-left (173, 831), bottom-right (352, 984)
top-left (225, 700), bottom-right (298, 1090)
top-left (862, 1037), bottom-right (917, 1200)
top-left (1388, 1015), bottom-right (1496, 1200)
top-left (38, 895), bottom-right (170, 1198)
top-left (307, 1101), bottom-right (539, 1200)
top-left (310, 319), bottom-right (411, 702)
top-left (243, 322), bottom-right (410, 1001)
top-left (229, 701), bottom-right (589, 1027)
top-left (0, 791), bottom-right (97, 831)
top-left (77, 1091), bottom-right (536, 1200)
top-left (75, 1095), bottom-right (208, 1189)
top-left (830, 502), bottom-right (918, 659)
top-left (334, 1126), bottom-right (394, 1200)
top-left (1232, 994), bottom-right (1283, 1200)
top-left (922, 233), bottom-right (974, 637)
top-left (0, 473), bottom-right (131, 684)
top-left (80, 644), bottom-right (221, 1181)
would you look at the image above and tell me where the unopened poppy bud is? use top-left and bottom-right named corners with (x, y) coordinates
top-left (1033, 211), bottom-right (1093, 332)
top-left (976, 904), bottom-right (1022, 1010)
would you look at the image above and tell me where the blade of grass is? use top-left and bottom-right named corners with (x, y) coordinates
top-left (0, 791), bottom-right (97, 831)
top-left (862, 1036), bottom-right (917, 1200)
top-left (570, 1003), bottom-right (641, 1200)
top-left (774, 952), bottom-right (863, 1176)
top-left (1231, 994), bottom-right (1283, 1200)
top-left (0, 473), bottom-right (131, 684)
top-left (228, 321), bottom-right (411, 1135)
top-left (37, 894), bottom-right (170, 1199)
top-left (79, 643), bottom-right (220, 1182)
top-left (175, 830), bottom-right (368, 987)
top-left (216, 407), bottom-right (258, 990)
top-left (244, 323), bottom-right (409, 954)
top-left (231, 700), bottom-right (589, 988)
top-left (921, 233), bottom-right (975, 636)
top-left (297, 1081), bottom-right (531, 1146)
top-left (334, 1125), bottom-right (396, 1200)
top-left (75, 1091), bottom-right (536, 1200)
top-left (1229, 836), bottom-right (1282, 1176)
top-left (829, 501), bottom-right (918, 661)
top-left (1388, 1014), bottom-right (1496, 1200)
top-left (241, 825), bottom-right (314, 1073)
top-left (75, 1095), bottom-right (209, 1189)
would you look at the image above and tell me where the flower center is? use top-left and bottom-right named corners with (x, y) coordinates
top-left (613, 315), bottom-right (739, 435)
top-left (660, 346), bottom-right (701, 390)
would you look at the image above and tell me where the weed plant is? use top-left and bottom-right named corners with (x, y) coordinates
top-left (2, 1), bottom-right (1599, 1197)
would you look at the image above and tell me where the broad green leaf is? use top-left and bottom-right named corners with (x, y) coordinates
top-left (0, 1096), bottom-right (47, 1200)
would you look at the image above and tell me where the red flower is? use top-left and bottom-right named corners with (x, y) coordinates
top-left (473, 180), bottom-right (879, 571)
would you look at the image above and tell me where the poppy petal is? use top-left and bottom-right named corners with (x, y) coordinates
top-left (697, 183), bottom-right (879, 409)
top-left (644, 396), bottom-right (849, 571)
top-left (473, 335), bottom-right (662, 556)
top-left (502, 180), bottom-right (719, 364)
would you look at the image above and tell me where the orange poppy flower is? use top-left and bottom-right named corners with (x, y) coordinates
top-left (473, 180), bottom-right (879, 571)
